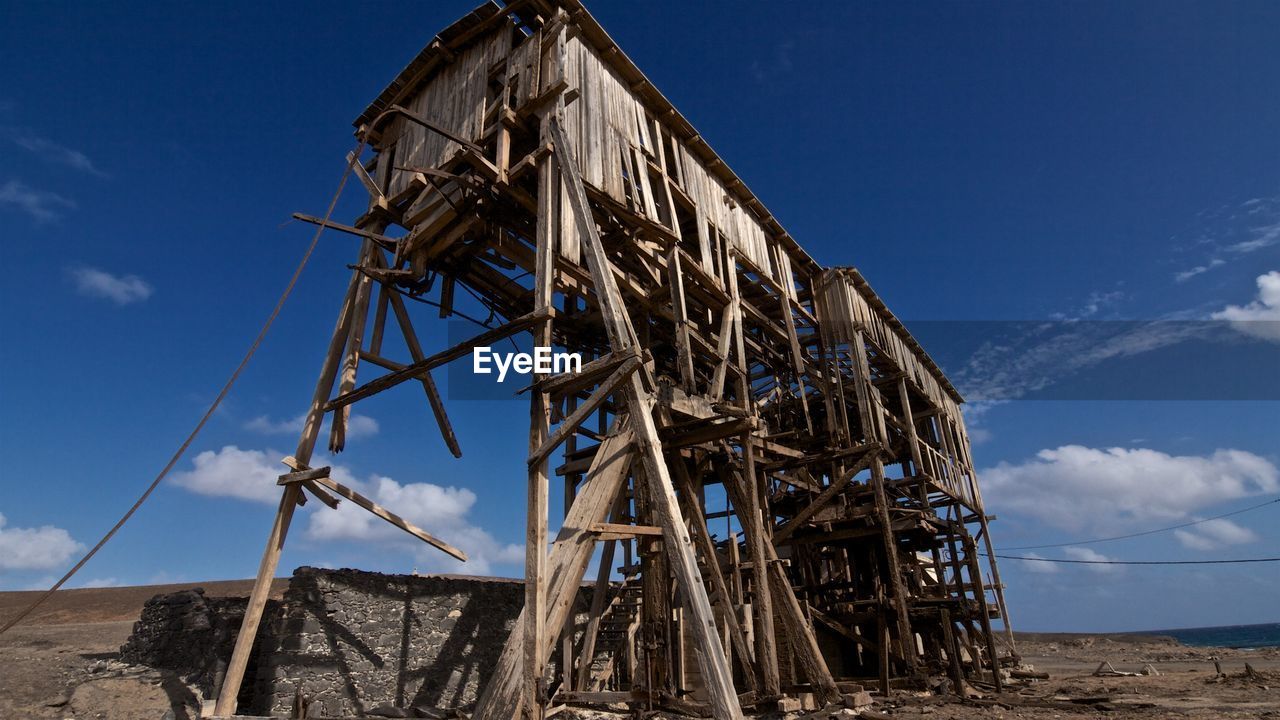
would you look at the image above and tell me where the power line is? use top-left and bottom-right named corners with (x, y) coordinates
top-left (0, 141), bottom-right (366, 637)
top-left (990, 554), bottom-right (1280, 566)
top-left (997, 497), bottom-right (1280, 551)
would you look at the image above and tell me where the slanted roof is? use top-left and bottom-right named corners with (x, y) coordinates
top-left (354, 1), bottom-right (507, 131)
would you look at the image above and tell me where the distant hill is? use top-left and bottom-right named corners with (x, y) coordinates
top-left (0, 579), bottom-right (287, 626)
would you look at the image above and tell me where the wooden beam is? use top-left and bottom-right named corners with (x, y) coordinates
top-left (671, 457), bottom-right (758, 692)
top-left (766, 559), bottom-right (840, 705)
top-left (528, 356), bottom-right (640, 466)
top-left (323, 307), bottom-right (553, 412)
top-left (291, 213), bottom-right (398, 252)
top-left (311, 473), bottom-right (466, 562)
top-left (473, 419), bottom-right (636, 720)
top-left (524, 104), bottom-right (559, 716)
top-left (384, 285), bottom-right (463, 457)
top-left (589, 522), bottom-right (664, 537)
top-left (536, 348), bottom-right (641, 398)
top-left (773, 449), bottom-right (878, 543)
top-left (215, 251), bottom-right (365, 716)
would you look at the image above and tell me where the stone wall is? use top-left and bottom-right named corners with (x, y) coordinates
top-left (253, 569), bottom-right (535, 717)
top-left (119, 588), bottom-right (277, 704)
top-left (120, 567), bottom-right (588, 717)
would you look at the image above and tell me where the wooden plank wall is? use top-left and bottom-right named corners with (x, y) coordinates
top-left (386, 27), bottom-right (512, 197)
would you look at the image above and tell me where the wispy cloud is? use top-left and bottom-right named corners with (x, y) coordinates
top-left (1174, 258), bottom-right (1225, 283)
top-left (69, 266), bottom-right (154, 305)
top-left (10, 131), bottom-right (108, 178)
top-left (751, 40), bottom-right (795, 84)
top-left (1172, 194), bottom-right (1280, 280)
top-left (0, 179), bottom-right (75, 222)
top-left (1047, 288), bottom-right (1126, 321)
top-left (949, 320), bottom-right (1214, 402)
top-left (77, 577), bottom-right (122, 589)
top-left (245, 412), bottom-right (380, 441)
top-left (1174, 519), bottom-right (1259, 551)
top-left (1015, 552), bottom-right (1059, 574)
top-left (1228, 218), bottom-right (1280, 254)
top-left (1063, 547), bottom-right (1122, 574)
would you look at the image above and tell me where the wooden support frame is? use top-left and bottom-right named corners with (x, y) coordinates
top-left (230, 4), bottom-right (1016, 711)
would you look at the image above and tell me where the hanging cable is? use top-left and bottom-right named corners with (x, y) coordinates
top-left (996, 497), bottom-right (1280, 551)
top-left (0, 140), bottom-right (366, 636)
top-left (988, 554), bottom-right (1280, 565)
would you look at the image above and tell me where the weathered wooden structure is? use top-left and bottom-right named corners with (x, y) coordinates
top-left (214, 1), bottom-right (1017, 717)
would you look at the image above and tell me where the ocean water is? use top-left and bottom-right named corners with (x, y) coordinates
top-left (1135, 622), bottom-right (1280, 650)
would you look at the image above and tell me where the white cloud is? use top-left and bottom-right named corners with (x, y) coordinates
top-left (0, 512), bottom-right (83, 571)
top-left (1174, 519), bottom-right (1259, 551)
top-left (11, 133), bottom-right (108, 178)
top-left (245, 412), bottom-right (379, 440)
top-left (0, 179), bottom-right (74, 222)
top-left (1228, 220), bottom-right (1280, 254)
top-left (982, 446), bottom-right (1279, 534)
top-left (170, 445), bottom-right (285, 504)
top-left (1211, 271), bottom-right (1280, 342)
top-left (306, 474), bottom-right (522, 575)
top-left (1064, 547), bottom-right (1121, 574)
top-left (171, 446), bottom-right (520, 575)
top-left (70, 266), bottom-right (153, 305)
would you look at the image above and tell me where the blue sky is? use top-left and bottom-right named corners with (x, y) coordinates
top-left (1, 1), bottom-right (1277, 632)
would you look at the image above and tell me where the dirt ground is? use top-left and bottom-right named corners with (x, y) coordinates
top-left (1, 583), bottom-right (1276, 719)
top-left (0, 580), bottom-right (285, 720)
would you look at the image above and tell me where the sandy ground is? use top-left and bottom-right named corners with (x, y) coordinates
top-left (0, 583), bottom-right (1276, 719)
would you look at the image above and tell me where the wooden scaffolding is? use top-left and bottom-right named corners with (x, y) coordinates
top-left (214, 1), bottom-right (1018, 717)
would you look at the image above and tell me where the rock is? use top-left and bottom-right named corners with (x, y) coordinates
top-left (776, 697), bottom-right (804, 712)
top-left (369, 704), bottom-right (411, 717)
top-left (842, 691), bottom-right (873, 708)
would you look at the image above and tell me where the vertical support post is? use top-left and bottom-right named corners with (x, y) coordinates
top-left (939, 608), bottom-right (965, 695)
top-left (560, 471), bottom-right (576, 693)
top-left (725, 249), bottom-right (781, 697)
top-left (550, 117), bottom-right (742, 720)
top-left (779, 292), bottom-right (814, 435)
top-left (523, 120), bottom-right (557, 719)
top-left (668, 247), bottom-right (697, 392)
top-left (847, 328), bottom-right (916, 673)
top-left (896, 379), bottom-right (925, 493)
